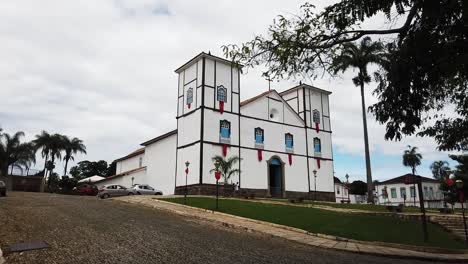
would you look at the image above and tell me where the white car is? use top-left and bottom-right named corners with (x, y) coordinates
top-left (131, 184), bottom-right (163, 195)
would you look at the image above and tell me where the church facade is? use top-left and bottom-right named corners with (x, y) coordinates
top-left (98, 52), bottom-right (335, 201)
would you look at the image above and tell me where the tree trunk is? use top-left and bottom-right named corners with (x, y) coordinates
top-left (47, 156), bottom-right (55, 190)
top-left (10, 164), bottom-right (14, 175)
top-left (412, 167), bottom-right (416, 206)
top-left (360, 82), bottom-right (374, 203)
top-left (43, 154), bottom-right (49, 178)
top-left (63, 158), bottom-right (69, 177)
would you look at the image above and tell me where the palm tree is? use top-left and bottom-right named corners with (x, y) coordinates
top-left (210, 155), bottom-right (241, 184)
top-left (47, 134), bottom-right (66, 180)
top-left (0, 131), bottom-right (36, 177)
top-left (62, 136), bottom-right (86, 176)
top-left (33, 131), bottom-right (53, 177)
top-left (430, 160), bottom-right (450, 182)
top-left (10, 142), bottom-right (36, 176)
top-left (402, 145), bottom-right (423, 206)
top-left (331, 37), bottom-right (385, 203)
top-left (0, 131), bottom-right (26, 176)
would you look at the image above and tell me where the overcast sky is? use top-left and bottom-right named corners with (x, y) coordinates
top-left (0, 0), bottom-right (457, 181)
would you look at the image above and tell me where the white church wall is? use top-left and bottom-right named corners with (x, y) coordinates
top-left (204, 58), bottom-right (215, 87)
top-left (309, 158), bottom-right (334, 192)
top-left (204, 87), bottom-right (214, 108)
top-left (307, 128), bottom-right (333, 160)
top-left (239, 148), bottom-right (268, 189)
top-left (232, 68), bottom-right (239, 93)
top-left (284, 155), bottom-right (309, 192)
top-left (176, 143), bottom-right (201, 187)
top-left (297, 88), bottom-right (304, 113)
top-left (203, 110), bottom-right (239, 146)
top-left (116, 153), bottom-right (144, 174)
top-left (322, 93), bottom-right (330, 116)
top-left (241, 92), bottom-right (303, 127)
top-left (177, 110), bottom-right (201, 146)
top-left (241, 97), bottom-right (269, 120)
top-left (239, 150), bottom-right (308, 193)
top-left (201, 143), bottom-right (240, 185)
top-left (195, 87), bottom-right (201, 108)
top-left (214, 61), bottom-right (233, 113)
top-left (239, 117), bottom-right (307, 156)
top-left (144, 133), bottom-right (177, 195)
top-left (232, 93), bottom-right (239, 113)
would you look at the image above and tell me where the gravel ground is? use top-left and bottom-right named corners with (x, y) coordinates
top-left (0, 192), bottom-right (448, 264)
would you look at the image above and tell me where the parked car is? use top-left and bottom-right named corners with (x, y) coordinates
top-left (0, 180), bottom-right (6, 197)
top-left (131, 184), bottom-right (163, 195)
top-left (98, 185), bottom-right (135, 199)
top-left (73, 183), bottom-right (98, 196)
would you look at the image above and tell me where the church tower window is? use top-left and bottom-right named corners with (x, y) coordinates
top-left (285, 133), bottom-right (294, 153)
top-left (254, 127), bottom-right (264, 148)
top-left (313, 137), bottom-right (321, 156)
top-left (219, 120), bottom-right (231, 143)
top-left (217, 85), bottom-right (227, 102)
top-left (186, 88), bottom-right (193, 108)
top-left (313, 109), bottom-right (320, 124)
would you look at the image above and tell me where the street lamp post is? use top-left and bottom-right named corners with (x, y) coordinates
top-left (345, 173), bottom-right (350, 203)
top-left (214, 160), bottom-right (221, 210)
top-left (313, 169), bottom-right (317, 201)
top-left (184, 161), bottom-right (190, 205)
top-left (456, 179), bottom-right (468, 243)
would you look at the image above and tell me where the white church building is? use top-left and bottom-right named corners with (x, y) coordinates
top-left (98, 52), bottom-right (335, 201)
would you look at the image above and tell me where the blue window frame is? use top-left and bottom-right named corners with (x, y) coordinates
top-left (217, 85), bottom-right (227, 102)
top-left (255, 127), bottom-right (264, 144)
top-left (313, 137), bottom-right (321, 154)
top-left (313, 109), bottom-right (320, 124)
top-left (285, 133), bottom-right (294, 153)
top-left (186, 88), bottom-right (193, 105)
top-left (220, 120), bottom-right (231, 142)
top-left (285, 133), bottom-right (293, 148)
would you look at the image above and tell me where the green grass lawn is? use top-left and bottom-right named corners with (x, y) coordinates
top-left (301, 200), bottom-right (435, 213)
top-left (162, 197), bottom-right (466, 250)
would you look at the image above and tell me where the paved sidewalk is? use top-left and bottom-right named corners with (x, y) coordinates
top-left (116, 196), bottom-right (468, 262)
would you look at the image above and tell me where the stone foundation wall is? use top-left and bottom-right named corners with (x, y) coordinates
top-left (175, 184), bottom-right (335, 202)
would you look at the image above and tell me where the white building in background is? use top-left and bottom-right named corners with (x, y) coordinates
top-left (334, 177), bottom-right (349, 203)
top-left (334, 177), bottom-right (367, 204)
top-left (375, 174), bottom-right (444, 208)
top-left (97, 52), bottom-right (335, 201)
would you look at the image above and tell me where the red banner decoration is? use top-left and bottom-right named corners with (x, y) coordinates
top-left (316, 158), bottom-right (321, 169)
top-left (257, 149), bottom-right (263, 161)
top-left (222, 144), bottom-right (228, 157)
top-left (288, 153), bottom-right (292, 165)
top-left (185, 168), bottom-right (189, 174)
top-left (215, 171), bottom-right (221, 181)
top-left (219, 101), bottom-right (224, 114)
top-left (446, 178), bottom-right (454, 186)
top-left (315, 122), bottom-right (320, 133)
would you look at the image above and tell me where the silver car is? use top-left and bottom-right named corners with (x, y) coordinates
top-left (98, 185), bottom-right (135, 199)
top-left (131, 184), bottom-right (163, 195)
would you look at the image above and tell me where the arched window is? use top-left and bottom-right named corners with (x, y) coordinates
top-left (313, 109), bottom-right (320, 124)
top-left (254, 127), bottom-right (264, 148)
top-left (217, 85), bottom-right (227, 102)
top-left (219, 120), bottom-right (231, 143)
top-left (313, 137), bottom-right (321, 156)
top-left (285, 133), bottom-right (294, 152)
top-left (186, 88), bottom-right (193, 106)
